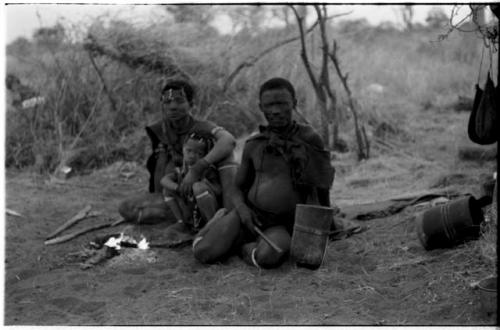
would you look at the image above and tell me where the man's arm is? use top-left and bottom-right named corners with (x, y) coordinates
top-left (300, 126), bottom-right (333, 207)
top-left (232, 142), bottom-right (261, 233)
top-left (232, 143), bottom-right (253, 207)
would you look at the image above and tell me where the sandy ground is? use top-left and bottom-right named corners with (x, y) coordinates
top-left (4, 110), bottom-right (497, 325)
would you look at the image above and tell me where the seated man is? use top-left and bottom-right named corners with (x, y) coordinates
top-left (193, 77), bottom-right (334, 268)
top-left (118, 78), bottom-right (237, 225)
top-left (161, 132), bottom-right (221, 232)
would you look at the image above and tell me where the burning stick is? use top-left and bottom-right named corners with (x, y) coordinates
top-left (46, 205), bottom-right (95, 239)
top-left (44, 218), bottom-right (127, 245)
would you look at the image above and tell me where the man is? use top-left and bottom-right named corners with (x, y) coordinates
top-left (118, 78), bottom-right (237, 229)
top-left (193, 77), bottom-right (334, 268)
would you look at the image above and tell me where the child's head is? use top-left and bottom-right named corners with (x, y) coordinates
top-left (182, 133), bottom-right (211, 166)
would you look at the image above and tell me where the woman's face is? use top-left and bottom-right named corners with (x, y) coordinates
top-left (161, 88), bottom-right (190, 121)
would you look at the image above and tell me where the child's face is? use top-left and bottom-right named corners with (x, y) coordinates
top-left (183, 138), bottom-right (206, 166)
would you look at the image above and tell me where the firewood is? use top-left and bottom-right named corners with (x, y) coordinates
top-left (44, 217), bottom-right (128, 246)
top-left (45, 223), bottom-right (111, 245)
top-left (46, 205), bottom-right (92, 239)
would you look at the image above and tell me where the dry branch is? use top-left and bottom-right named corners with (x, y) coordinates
top-left (291, 4), bottom-right (334, 144)
top-left (44, 218), bottom-right (127, 245)
top-left (290, 5), bottom-right (321, 94)
top-left (328, 40), bottom-right (369, 160)
top-left (83, 34), bottom-right (190, 79)
top-left (46, 205), bottom-right (94, 239)
top-left (223, 19), bottom-right (321, 92)
top-left (87, 51), bottom-right (118, 113)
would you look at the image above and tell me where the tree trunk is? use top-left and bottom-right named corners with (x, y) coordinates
top-left (318, 98), bottom-right (329, 144)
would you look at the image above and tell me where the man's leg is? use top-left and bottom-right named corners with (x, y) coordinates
top-left (242, 225), bottom-right (291, 269)
top-left (192, 209), bottom-right (240, 263)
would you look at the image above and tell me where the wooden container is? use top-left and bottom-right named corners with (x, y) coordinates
top-left (290, 204), bottom-right (334, 270)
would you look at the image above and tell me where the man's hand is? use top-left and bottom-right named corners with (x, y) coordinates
top-left (179, 159), bottom-right (210, 198)
top-left (235, 202), bottom-right (262, 236)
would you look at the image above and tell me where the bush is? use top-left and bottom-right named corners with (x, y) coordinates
top-left (5, 10), bottom-right (483, 173)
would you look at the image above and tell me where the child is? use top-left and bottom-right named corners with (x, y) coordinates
top-left (161, 133), bottom-right (221, 232)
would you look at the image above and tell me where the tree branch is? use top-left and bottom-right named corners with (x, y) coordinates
top-left (84, 33), bottom-right (190, 79)
top-left (290, 5), bottom-right (320, 94)
top-left (87, 51), bottom-right (118, 113)
top-left (328, 39), bottom-right (369, 160)
top-left (222, 18), bottom-right (322, 93)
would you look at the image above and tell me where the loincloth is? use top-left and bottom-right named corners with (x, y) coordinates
top-left (248, 201), bottom-right (295, 233)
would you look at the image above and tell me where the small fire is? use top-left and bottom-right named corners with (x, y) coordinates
top-left (103, 233), bottom-right (149, 250)
top-left (137, 236), bottom-right (149, 250)
top-left (105, 233), bottom-right (124, 250)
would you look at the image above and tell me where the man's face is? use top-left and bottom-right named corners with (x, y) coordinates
top-left (183, 139), bottom-right (206, 166)
top-left (161, 88), bottom-right (190, 121)
top-left (259, 88), bottom-right (295, 129)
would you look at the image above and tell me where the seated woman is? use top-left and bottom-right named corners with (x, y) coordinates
top-left (118, 79), bottom-right (237, 225)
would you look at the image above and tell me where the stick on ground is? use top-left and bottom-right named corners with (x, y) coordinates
top-left (6, 209), bottom-right (23, 217)
top-left (46, 205), bottom-right (92, 239)
top-left (44, 218), bottom-right (127, 246)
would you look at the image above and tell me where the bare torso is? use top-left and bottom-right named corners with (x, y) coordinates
top-left (247, 144), bottom-right (301, 215)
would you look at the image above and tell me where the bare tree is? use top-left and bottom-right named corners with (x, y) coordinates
top-left (290, 4), bottom-right (369, 159)
top-left (291, 5), bottom-right (332, 146)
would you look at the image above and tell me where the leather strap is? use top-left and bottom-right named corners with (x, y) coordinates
top-left (294, 223), bottom-right (329, 236)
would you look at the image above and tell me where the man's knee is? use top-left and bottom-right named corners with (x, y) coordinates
top-left (254, 247), bottom-right (287, 268)
top-left (254, 227), bottom-right (291, 268)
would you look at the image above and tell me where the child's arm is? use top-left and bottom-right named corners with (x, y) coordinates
top-left (160, 172), bottom-right (180, 194)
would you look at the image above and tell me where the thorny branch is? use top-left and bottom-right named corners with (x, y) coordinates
top-left (437, 4), bottom-right (498, 49)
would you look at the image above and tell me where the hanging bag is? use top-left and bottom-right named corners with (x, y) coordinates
top-left (468, 72), bottom-right (499, 145)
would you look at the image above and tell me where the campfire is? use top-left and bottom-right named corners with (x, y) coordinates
top-left (79, 233), bottom-right (153, 269)
top-left (104, 233), bottom-right (150, 250)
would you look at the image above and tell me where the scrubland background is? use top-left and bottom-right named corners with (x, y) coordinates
top-left (4, 5), bottom-right (498, 325)
top-left (6, 4), bottom-right (493, 173)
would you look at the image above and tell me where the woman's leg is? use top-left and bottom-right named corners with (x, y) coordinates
top-left (192, 181), bottom-right (219, 222)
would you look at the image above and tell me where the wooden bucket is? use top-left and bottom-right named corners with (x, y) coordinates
top-left (290, 204), bottom-right (334, 269)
